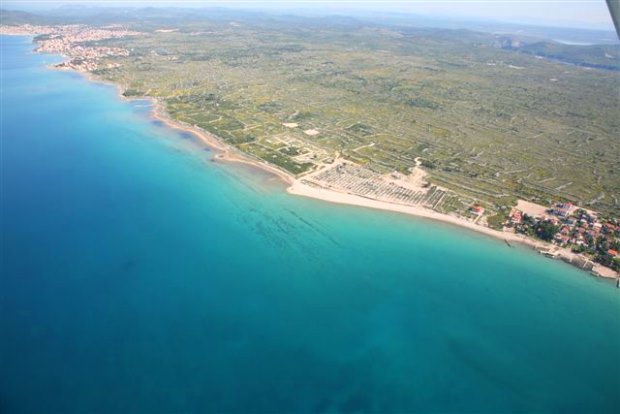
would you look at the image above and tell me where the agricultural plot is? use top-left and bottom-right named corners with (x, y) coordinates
top-left (79, 14), bottom-right (618, 217)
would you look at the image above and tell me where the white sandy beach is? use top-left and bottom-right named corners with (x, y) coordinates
top-left (147, 98), bottom-right (618, 281)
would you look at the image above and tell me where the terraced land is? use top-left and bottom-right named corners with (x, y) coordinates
top-left (19, 10), bottom-right (618, 217)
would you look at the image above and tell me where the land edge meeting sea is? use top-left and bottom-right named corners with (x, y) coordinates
top-left (2, 28), bottom-right (618, 284)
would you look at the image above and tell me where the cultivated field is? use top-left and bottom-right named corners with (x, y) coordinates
top-left (8, 9), bottom-right (618, 219)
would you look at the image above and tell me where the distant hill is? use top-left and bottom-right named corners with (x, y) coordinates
top-left (494, 36), bottom-right (619, 70)
top-left (0, 9), bottom-right (48, 25)
top-left (519, 42), bottom-right (619, 70)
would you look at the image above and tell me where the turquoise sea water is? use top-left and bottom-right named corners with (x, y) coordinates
top-left (1, 36), bottom-right (619, 413)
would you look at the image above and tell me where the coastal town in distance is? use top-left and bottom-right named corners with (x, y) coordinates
top-left (2, 14), bottom-right (617, 280)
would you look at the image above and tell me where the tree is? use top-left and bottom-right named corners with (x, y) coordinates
top-left (535, 220), bottom-right (559, 241)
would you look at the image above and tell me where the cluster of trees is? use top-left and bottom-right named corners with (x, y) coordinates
top-left (594, 237), bottom-right (620, 271)
top-left (518, 214), bottom-right (558, 241)
top-left (535, 220), bottom-right (559, 242)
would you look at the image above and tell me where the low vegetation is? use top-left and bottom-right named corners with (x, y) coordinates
top-left (3, 8), bottom-right (619, 218)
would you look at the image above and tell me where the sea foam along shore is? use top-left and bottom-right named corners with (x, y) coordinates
top-left (24, 32), bottom-right (617, 282)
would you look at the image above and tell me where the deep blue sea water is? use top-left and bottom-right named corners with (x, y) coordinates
top-left (1, 35), bottom-right (619, 413)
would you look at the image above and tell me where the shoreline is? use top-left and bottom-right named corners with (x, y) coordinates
top-left (146, 103), bottom-right (619, 280)
top-left (150, 101), bottom-right (295, 186)
top-left (287, 181), bottom-right (618, 279)
top-left (6, 32), bottom-right (617, 281)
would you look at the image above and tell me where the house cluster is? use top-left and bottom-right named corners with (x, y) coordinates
top-left (1, 24), bottom-right (141, 72)
top-left (52, 45), bottom-right (129, 72)
top-left (34, 26), bottom-right (141, 72)
top-left (0, 24), bottom-right (57, 35)
top-left (507, 202), bottom-right (620, 271)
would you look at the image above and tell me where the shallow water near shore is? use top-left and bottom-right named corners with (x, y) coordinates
top-left (1, 36), bottom-right (619, 413)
